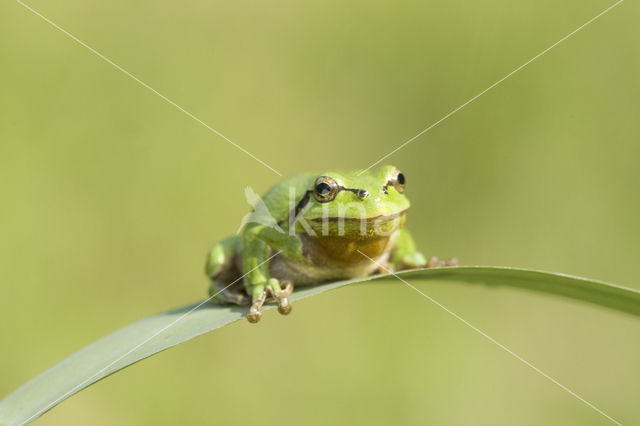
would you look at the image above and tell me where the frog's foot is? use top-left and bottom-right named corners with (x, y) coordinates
top-left (267, 279), bottom-right (294, 315)
top-left (391, 252), bottom-right (427, 271)
top-left (426, 256), bottom-right (459, 268)
top-left (401, 252), bottom-right (427, 269)
top-left (208, 280), bottom-right (250, 305)
top-left (247, 289), bottom-right (268, 323)
top-left (246, 278), bottom-right (294, 323)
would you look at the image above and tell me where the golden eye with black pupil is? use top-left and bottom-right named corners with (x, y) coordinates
top-left (391, 170), bottom-right (405, 193)
top-left (313, 176), bottom-right (339, 202)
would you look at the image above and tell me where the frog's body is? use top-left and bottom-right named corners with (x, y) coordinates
top-left (205, 165), bottom-right (455, 323)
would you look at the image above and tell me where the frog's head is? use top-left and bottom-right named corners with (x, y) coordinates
top-left (295, 165), bottom-right (410, 238)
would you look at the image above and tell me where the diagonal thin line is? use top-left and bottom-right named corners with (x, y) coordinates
top-left (359, 0), bottom-right (625, 175)
top-left (357, 250), bottom-right (622, 425)
top-left (15, 0), bottom-right (283, 177)
top-left (23, 250), bottom-right (282, 425)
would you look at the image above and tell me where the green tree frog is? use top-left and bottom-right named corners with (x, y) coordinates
top-left (205, 165), bottom-right (456, 323)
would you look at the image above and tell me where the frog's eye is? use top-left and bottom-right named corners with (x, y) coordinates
top-left (391, 170), bottom-right (406, 193)
top-left (313, 176), bottom-right (339, 202)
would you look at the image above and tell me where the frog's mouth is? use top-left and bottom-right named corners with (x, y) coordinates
top-left (307, 209), bottom-right (407, 238)
top-left (310, 209), bottom-right (407, 223)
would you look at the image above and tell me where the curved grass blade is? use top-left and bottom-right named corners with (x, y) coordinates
top-left (1, 266), bottom-right (638, 425)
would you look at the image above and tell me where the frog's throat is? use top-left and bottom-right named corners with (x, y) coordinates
top-left (293, 212), bottom-right (405, 268)
top-left (299, 228), bottom-right (397, 268)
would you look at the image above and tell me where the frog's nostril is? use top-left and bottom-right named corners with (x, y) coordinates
top-left (356, 190), bottom-right (368, 199)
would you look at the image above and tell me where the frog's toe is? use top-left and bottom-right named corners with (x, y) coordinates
top-left (427, 256), bottom-right (459, 268)
top-left (247, 305), bottom-right (262, 323)
top-left (444, 257), bottom-right (459, 267)
top-left (426, 256), bottom-right (440, 268)
top-left (276, 297), bottom-right (292, 315)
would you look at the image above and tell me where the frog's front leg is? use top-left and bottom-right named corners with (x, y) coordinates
top-left (206, 236), bottom-right (250, 305)
top-left (390, 228), bottom-right (458, 271)
top-left (242, 224), bottom-right (301, 323)
top-left (425, 255), bottom-right (459, 268)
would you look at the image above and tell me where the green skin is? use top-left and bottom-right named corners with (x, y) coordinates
top-left (205, 165), bottom-right (450, 323)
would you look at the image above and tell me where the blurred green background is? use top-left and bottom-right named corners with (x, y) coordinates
top-left (1, 0), bottom-right (639, 424)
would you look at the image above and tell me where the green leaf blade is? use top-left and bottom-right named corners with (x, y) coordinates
top-left (1, 266), bottom-right (638, 425)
